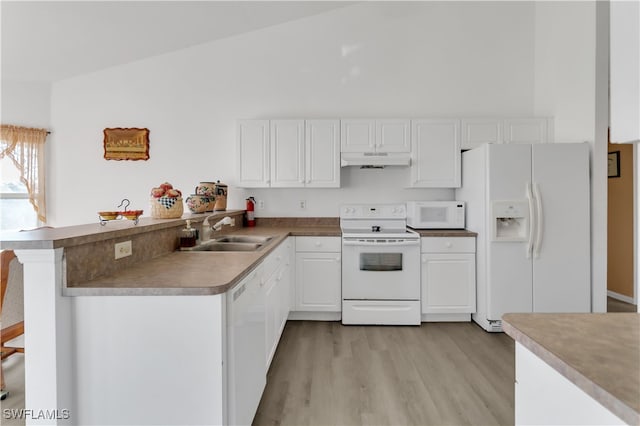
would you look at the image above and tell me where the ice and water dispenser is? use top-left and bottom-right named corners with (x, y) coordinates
top-left (491, 200), bottom-right (529, 241)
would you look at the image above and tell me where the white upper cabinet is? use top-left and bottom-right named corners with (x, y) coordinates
top-left (305, 120), bottom-right (340, 188)
top-left (376, 119), bottom-right (411, 152)
top-left (341, 119), bottom-right (410, 153)
top-left (340, 119), bottom-right (375, 153)
top-left (238, 119), bottom-right (340, 188)
top-left (410, 119), bottom-right (461, 188)
top-left (502, 118), bottom-right (552, 144)
top-left (237, 120), bottom-right (270, 188)
top-left (462, 118), bottom-right (553, 149)
top-left (270, 120), bottom-right (305, 188)
top-left (610, 0), bottom-right (640, 144)
top-left (461, 118), bottom-right (502, 150)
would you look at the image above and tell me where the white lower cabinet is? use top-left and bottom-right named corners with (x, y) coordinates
top-left (264, 238), bottom-right (292, 369)
top-left (515, 342), bottom-right (626, 425)
top-left (291, 236), bottom-right (342, 320)
top-left (264, 271), bottom-right (280, 367)
top-left (421, 237), bottom-right (476, 322)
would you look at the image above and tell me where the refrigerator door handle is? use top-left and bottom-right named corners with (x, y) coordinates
top-left (533, 182), bottom-right (544, 258)
top-left (526, 182), bottom-right (536, 258)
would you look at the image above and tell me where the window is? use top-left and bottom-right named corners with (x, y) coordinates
top-left (1, 157), bottom-right (38, 231)
top-left (0, 125), bottom-right (48, 231)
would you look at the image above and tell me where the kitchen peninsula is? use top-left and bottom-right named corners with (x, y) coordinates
top-left (0, 212), bottom-right (340, 425)
top-left (503, 313), bottom-right (639, 425)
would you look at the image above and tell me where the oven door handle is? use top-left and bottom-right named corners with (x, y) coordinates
top-left (342, 239), bottom-right (420, 246)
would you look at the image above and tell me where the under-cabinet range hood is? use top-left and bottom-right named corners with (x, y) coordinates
top-left (340, 152), bottom-right (411, 167)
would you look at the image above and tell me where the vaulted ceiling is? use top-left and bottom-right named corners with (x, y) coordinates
top-left (1, 1), bottom-right (354, 82)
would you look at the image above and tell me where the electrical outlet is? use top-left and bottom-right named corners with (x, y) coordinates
top-left (115, 240), bottom-right (132, 260)
top-left (299, 200), bottom-right (306, 210)
top-left (258, 200), bottom-right (265, 209)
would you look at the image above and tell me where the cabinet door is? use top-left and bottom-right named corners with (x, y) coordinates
top-left (421, 253), bottom-right (476, 314)
top-left (270, 120), bottom-right (305, 188)
top-left (376, 119), bottom-right (410, 153)
top-left (461, 118), bottom-right (502, 150)
top-left (237, 120), bottom-right (270, 188)
top-left (410, 119), bottom-right (461, 188)
top-left (503, 118), bottom-right (551, 144)
top-left (295, 252), bottom-right (341, 311)
top-left (306, 120), bottom-right (340, 188)
top-left (265, 240), bottom-right (292, 370)
top-left (264, 270), bottom-right (279, 369)
top-left (277, 262), bottom-right (291, 337)
top-left (341, 119), bottom-right (375, 153)
top-left (275, 264), bottom-right (290, 351)
top-left (610, 0), bottom-right (640, 143)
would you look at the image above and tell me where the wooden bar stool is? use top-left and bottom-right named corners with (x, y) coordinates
top-left (1, 250), bottom-right (25, 400)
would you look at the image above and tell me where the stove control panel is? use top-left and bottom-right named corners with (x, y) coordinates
top-left (340, 204), bottom-right (406, 219)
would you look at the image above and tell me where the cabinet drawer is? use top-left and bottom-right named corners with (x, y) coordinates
top-left (263, 239), bottom-right (290, 278)
top-left (296, 236), bottom-right (341, 252)
top-left (421, 237), bottom-right (475, 253)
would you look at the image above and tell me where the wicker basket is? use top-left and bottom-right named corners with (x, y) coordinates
top-left (150, 197), bottom-right (184, 219)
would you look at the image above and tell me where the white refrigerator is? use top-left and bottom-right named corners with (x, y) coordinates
top-left (456, 143), bottom-right (591, 332)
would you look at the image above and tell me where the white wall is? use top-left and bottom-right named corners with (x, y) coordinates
top-left (50, 2), bottom-right (541, 226)
top-left (533, 2), bottom-right (596, 143)
top-left (1, 80), bottom-right (52, 128)
top-left (48, 1), bottom-right (599, 227)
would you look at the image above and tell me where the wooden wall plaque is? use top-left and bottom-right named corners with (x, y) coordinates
top-left (103, 128), bottom-right (150, 160)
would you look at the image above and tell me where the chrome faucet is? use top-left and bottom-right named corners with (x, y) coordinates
top-left (201, 215), bottom-right (234, 241)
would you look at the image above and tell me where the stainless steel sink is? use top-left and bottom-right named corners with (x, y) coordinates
top-left (213, 235), bottom-right (273, 244)
top-left (189, 242), bottom-right (264, 252)
top-left (180, 237), bottom-right (272, 252)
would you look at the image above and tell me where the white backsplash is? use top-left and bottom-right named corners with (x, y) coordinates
top-left (234, 167), bottom-right (454, 217)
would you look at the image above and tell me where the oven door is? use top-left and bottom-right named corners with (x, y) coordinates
top-left (341, 238), bottom-right (420, 300)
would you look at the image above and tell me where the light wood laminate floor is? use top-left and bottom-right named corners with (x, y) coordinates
top-left (254, 321), bottom-right (515, 426)
top-left (607, 296), bottom-right (638, 312)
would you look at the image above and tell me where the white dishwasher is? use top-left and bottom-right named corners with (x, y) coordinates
top-left (227, 265), bottom-right (266, 426)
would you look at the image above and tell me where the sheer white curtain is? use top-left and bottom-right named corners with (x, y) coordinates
top-left (0, 125), bottom-right (49, 223)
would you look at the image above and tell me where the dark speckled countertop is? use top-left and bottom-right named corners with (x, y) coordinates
top-left (3, 213), bottom-right (474, 297)
top-left (502, 313), bottom-right (640, 425)
top-left (63, 226), bottom-right (341, 296)
top-left (413, 229), bottom-right (477, 237)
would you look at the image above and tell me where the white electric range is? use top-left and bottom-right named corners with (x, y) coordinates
top-left (340, 204), bottom-right (421, 325)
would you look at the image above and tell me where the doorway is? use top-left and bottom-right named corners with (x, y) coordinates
top-left (607, 142), bottom-right (637, 312)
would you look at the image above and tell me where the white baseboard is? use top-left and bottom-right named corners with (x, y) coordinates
top-left (288, 311), bottom-right (341, 321)
top-left (607, 290), bottom-right (636, 305)
top-left (422, 313), bottom-right (471, 322)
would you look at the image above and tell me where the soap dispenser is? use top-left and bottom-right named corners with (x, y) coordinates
top-left (180, 220), bottom-right (198, 248)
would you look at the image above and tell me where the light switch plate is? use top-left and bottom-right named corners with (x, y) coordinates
top-left (115, 241), bottom-right (132, 259)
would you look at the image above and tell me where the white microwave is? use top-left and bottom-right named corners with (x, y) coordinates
top-left (406, 201), bottom-right (465, 229)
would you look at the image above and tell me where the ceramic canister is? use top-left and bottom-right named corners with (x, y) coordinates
top-left (214, 180), bottom-right (228, 211)
top-left (195, 182), bottom-right (216, 196)
top-left (195, 182), bottom-right (216, 211)
top-left (185, 194), bottom-right (210, 214)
